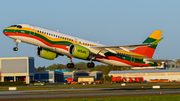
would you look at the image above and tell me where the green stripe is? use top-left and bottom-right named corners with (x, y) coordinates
top-left (143, 37), bottom-right (157, 43)
top-left (148, 45), bottom-right (157, 49)
top-left (4, 29), bottom-right (73, 46)
top-left (143, 37), bottom-right (158, 49)
top-left (105, 52), bottom-right (158, 66)
top-left (104, 52), bottom-right (145, 63)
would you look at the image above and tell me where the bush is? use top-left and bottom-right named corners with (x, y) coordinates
top-left (0, 81), bottom-right (26, 86)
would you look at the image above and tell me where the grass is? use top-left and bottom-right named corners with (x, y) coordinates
top-left (10, 94), bottom-right (180, 101)
top-left (1, 82), bottom-right (180, 91)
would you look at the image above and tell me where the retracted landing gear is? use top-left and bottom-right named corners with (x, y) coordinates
top-left (13, 39), bottom-right (21, 51)
top-left (66, 56), bottom-right (75, 68)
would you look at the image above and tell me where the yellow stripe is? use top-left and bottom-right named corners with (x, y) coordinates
top-left (116, 50), bottom-right (150, 59)
top-left (7, 27), bottom-right (98, 46)
top-left (149, 30), bottom-right (163, 40)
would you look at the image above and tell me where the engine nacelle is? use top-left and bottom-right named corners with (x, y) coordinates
top-left (69, 44), bottom-right (90, 59)
top-left (36, 47), bottom-right (57, 60)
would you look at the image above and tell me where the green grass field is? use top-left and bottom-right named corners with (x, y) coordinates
top-left (14, 94), bottom-right (180, 101)
top-left (1, 82), bottom-right (180, 91)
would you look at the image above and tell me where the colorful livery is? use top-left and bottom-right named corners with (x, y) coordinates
top-left (3, 24), bottom-right (163, 68)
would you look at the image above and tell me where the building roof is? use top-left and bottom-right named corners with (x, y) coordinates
top-left (109, 69), bottom-right (180, 74)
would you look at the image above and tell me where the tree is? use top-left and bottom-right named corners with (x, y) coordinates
top-left (176, 59), bottom-right (180, 63)
top-left (35, 66), bottom-right (46, 71)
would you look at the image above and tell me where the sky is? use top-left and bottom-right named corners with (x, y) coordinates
top-left (0, 0), bottom-right (180, 68)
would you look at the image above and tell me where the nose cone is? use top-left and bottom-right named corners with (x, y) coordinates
top-left (3, 28), bottom-right (6, 35)
top-left (3, 28), bottom-right (9, 36)
top-left (3, 29), bottom-right (6, 33)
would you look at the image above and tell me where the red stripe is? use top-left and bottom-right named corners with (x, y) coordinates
top-left (131, 46), bottom-right (155, 58)
top-left (95, 55), bottom-right (151, 67)
top-left (4, 32), bottom-right (68, 51)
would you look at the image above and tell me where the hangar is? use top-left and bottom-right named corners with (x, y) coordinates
top-left (109, 69), bottom-right (180, 82)
top-left (0, 57), bottom-right (34, 84)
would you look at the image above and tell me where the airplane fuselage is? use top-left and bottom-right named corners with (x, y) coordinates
top-left (3, 24), bottom-right (160, 67)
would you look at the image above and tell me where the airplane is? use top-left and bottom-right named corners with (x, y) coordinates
top-left (3, 24), bottom-right (164, 68)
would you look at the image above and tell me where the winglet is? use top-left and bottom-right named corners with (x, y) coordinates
top-left (151, 37), bottom-right (164, 45)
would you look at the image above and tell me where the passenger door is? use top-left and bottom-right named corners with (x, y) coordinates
top-left (29, 25), bottom-right (35, 36)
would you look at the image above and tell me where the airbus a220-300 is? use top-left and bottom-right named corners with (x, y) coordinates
top-left (3, 24), bottom-right (164, 68)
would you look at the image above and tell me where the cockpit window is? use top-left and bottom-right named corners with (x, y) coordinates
top-left (17, 25), bottom-right (22, 29)
top-left (10, 25), bottom-right (17, 27)
top-left (9, 25), bottom-right (22, 29)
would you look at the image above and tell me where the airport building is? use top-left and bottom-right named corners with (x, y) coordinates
top-left (168, 63), bottom-right (180, 69)
top-left (34, 71), bottom-right (64, 83)
top-left (0, 56), bottom-right (102, 84)
top-left (109, 69), bottom-right (180, 82)
top-left (64, 71), bottom-right (102, 82)
top-left (0, 57), bottom-right (34, 84)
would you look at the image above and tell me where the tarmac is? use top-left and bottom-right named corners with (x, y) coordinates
top-left (0, 88), bottom-right (180, 100)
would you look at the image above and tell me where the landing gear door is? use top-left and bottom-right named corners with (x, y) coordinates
top-left (29, 25), bottom-right (35, 36)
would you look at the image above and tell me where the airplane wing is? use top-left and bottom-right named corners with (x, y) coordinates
top-left (87, 37), bottom-right (164, 57)
top-left (88, 43), bottom-right (154, 57)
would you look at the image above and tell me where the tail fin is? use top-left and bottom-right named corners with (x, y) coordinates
top-left (131, 30), bottom-right (163, 58)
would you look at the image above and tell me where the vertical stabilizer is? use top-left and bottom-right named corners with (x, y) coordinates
top-left (131, 30), bottom-right (163, 58)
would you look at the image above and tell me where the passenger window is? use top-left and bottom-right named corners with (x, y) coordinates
top-left (40, 31), bottom-right (41, 33)
top-left (37, 30), bottom-right (39, 32)
top-left (49, 33), bottom-right (50, 35)
top-left (42, 31), bottom-right (44, 34)
top-left (63, 37), bottom-right (64, 39)
top-left (56, 35), bottom-right (57, 37)
top-left (65, 38), bottom-right (66, 40)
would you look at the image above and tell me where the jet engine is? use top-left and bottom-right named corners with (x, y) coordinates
top-left (69, 44), bottom-right (90, 59)
top-left (36, 47), bottom-right (57, 60)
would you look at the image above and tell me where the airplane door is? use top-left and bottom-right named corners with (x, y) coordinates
top-left (29, 25), bottom-right (35, 36)
top-left (130, 53), bottom-right (135, 63)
